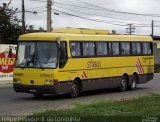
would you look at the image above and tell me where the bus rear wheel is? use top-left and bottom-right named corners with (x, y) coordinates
top-left (33, 93), bottom-right (44, 98)
top-left (128, 74), bottom-right (137, 90)
top-left (69, 81), bottom-right (80, 98)
top-left (119, 75), bottom-right (127, 92)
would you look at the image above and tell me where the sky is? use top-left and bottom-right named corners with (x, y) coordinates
top-left (1, 0), bottom-right (160, 35)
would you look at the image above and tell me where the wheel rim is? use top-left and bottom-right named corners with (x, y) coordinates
top-left (121, 79), bottom-right (126, 90)
top-left (71, 84), bottom-right (78, 96)
top-left (131, 78), bottom-right (136, 88)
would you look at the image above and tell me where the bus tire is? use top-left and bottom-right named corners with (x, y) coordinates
top-left (33, 93), bottom-right (44, 98)
top-left (128, 74), bottom-right (137, 90)
top-left (119, 75), bottom-right (127, 92)
top-left (69, 80), bottom-right (80, 98)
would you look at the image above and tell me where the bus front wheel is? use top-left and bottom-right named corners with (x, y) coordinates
top-left (119, 75), bottom-right (127, 92)
top-left (69, 81), bottom-right (80, 98)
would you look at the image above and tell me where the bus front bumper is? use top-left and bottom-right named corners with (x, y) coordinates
top-left (13, 83), bottom-right (71, 95)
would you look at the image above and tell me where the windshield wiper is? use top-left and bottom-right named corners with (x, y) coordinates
top-left (35, 59), bottom-right (44, 70)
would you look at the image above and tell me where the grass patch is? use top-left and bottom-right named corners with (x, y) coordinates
top-left (25, 93), bottom-right (160, 122)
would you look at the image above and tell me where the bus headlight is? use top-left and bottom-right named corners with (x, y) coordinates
top-left (45, 80), bottom-right (55, 85)
top-left (17, 79), bottom-right (21, 84)
top-left (13, 79), bottom-right (21, 84)
top-left (45, 80), bottom-right (50, 85)
top-left (45, 80), bottom-right (53, 85)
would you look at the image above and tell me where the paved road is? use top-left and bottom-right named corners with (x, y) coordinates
top-left (0, 74), bottom-right (160, 116)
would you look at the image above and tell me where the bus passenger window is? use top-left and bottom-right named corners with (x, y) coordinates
top-left (96, 42), bottom-right (108, 56)
top-left (70, 42), bottom-right (81, 57)
top-left (142, 42), bottom-right (152, 55)
top-left (82, 42), bottom-right (95, 56)
top-left (109, 42), bottom-right (119, 55)
top-left (120, 42), bottom-right (130, 55)
top-left (132, 42), bottom-right (141, 55)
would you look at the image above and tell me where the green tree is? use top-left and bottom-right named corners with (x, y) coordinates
top-left (0, 0), bottom-right (22, 44)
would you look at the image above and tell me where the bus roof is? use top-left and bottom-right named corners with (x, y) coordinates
top-left (19, 32), bottom-right (153, 42)
top-left (52, 28), bottom-right (110, 35)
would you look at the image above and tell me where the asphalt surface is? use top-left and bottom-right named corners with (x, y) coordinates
top-left (0, 74), bottom-right (160, 116)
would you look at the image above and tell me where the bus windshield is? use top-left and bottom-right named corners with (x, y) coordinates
top-left (15, 42), bottom-right (58, 69)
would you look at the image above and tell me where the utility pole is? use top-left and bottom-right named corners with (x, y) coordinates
top-left (126, 24), bottom-right (135, 35)
top-left (22, 0), bottom-right (25, 34)
top-left (47, 0), bottom-right (52, 32)
top-left (151, 20), bottom-right (154, 37)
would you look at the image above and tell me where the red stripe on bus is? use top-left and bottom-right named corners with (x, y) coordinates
top-left (83, 71), bottom-right (87, 78)
top-left (138, 59), bottom-right (144, 73)
top-left (136, 62), bottom-right (142, 74)
top-left (136, 61), bottom-right (139, 73)
top-left (136, 63), bottom-right (141, 74)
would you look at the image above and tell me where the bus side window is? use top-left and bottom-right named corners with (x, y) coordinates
top-left (112, 42), bottom-right (120, 55)
top-left (132, 42), bottom-right (141, 55)
top-left (142, 42), bottom-right (152, 55)
top-left (59, 41), bottom-right (68, 68)
top-left (120, 42), bottom-right (130, 55)
top-left (70, 42), bottom-right (81, 57)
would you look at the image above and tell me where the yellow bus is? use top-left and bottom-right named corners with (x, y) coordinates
top-left (13, 28), bottom-right (154, 98)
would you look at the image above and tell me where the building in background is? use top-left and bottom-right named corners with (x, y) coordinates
top-left (153, 36), bottom-right (160, 65)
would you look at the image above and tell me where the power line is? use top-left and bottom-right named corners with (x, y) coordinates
top-left (27, 0), bottom-right (160, 33)
top-left (36, 9), bottom-right (47, 13)
top-left (54, 2), bottom-right (160, 23)
top-left (54, 6), bottom-right (151, 26)
top-left (53, 9), bottom-right (160, 28)
top-left (25, 5), bottom-right (46, 11)
top-left (30, 0), bottom-right (160, 20)
top-left (26, 2), bottom-right (160, 26)
top-left (53, 9), bottom-right (129, 26)
top-left (32, 0), bottom-right (160, 21)
top-left (29, 0), bottom-right (47, 3)
top-left (75, 0), bottom-right (160, 17)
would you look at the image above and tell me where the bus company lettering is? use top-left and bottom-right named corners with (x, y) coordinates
top-left (40, 74), bottom-right (53, 77)
top-left (0, 52), bottom-right (16, 73)
top-left (14, 73), bottom-right (24, 76)
top-left (87, 60), bottom-right (101, 68)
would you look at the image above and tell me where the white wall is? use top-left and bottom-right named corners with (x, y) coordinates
top-left (155, 41), bottom-right (160, 48)
top-left (154, 42), bottom-right (160, 64)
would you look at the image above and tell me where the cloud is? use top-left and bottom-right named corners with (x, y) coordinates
top-left (1, 0), bottom-right (160, 35)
